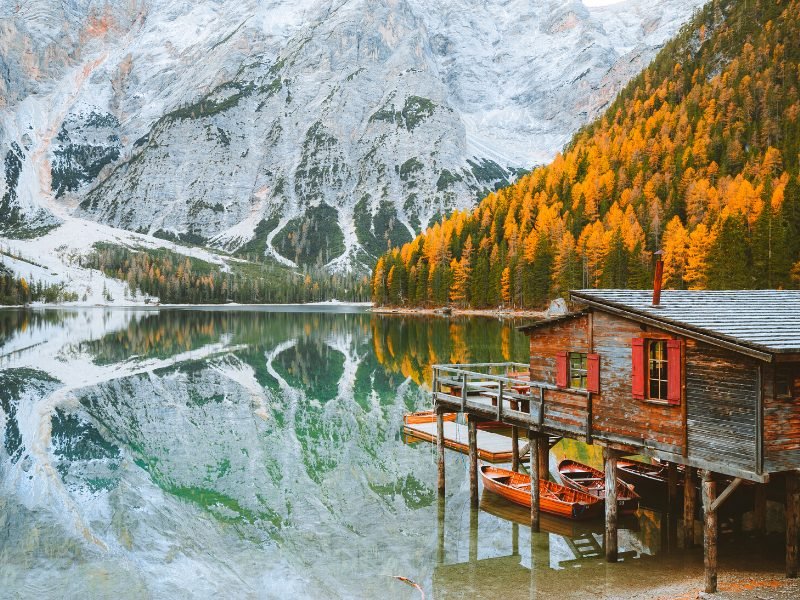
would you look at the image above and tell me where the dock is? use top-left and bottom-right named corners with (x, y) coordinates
top-left (404, 420), bottom-right (527, 463)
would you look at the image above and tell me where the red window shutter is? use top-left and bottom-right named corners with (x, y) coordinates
top-left (587, 353), bottom-right (600, 393)
top-left (631, 338), bottom-right (645, 399)
top-left (556, 351), bottom-right (568, 388)
top-left (667, 339), bottom-right (683, 405)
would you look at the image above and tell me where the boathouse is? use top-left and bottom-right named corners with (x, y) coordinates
top-left (428, 287), bottom-right (800, 593)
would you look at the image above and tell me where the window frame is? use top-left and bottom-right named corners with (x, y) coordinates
top-left (646, 339), bottom-right (669, 403)
top-left (568, 351), bottom-right (588, 390)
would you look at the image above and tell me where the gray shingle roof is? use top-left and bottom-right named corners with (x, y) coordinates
top-left (570, 289), bottom-right (800, 356)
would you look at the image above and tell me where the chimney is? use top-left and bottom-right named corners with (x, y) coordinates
top-left (652, 250), bottom-right (664, 308)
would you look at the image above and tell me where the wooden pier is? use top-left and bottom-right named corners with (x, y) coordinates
top-left (425, 288), bottom-right (800, 594)
top-left (403, 420), bottom-right (527, 463)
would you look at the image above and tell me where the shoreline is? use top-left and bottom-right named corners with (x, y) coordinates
top-left (369, 306), bottom-right (548, 319)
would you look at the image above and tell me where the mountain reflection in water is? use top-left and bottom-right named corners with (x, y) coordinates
top-left (0, 308), bottom-right (782, 598)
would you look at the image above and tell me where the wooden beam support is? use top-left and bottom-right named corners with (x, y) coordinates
top-left (787, 472), bottom-right (799, 579)
top-left (709, 477), bottom-right (743, 513)
top-left (668, 461), bottom-right (679, 549)
top-left (702, 470), bottom-right (718, 594)
top-left (437, 408), bottom-right (446, 496)
top-left (754, 484), bottom-right (767, 537)
top-left (468, 418), bottom-right (478, 508)
top-left (511, 426), bottom-right (520, 472)
top-left (683, 466), bottom-right (696, 549)
top-left (538, 435), bottom-right (549, 481)
top-left (529, 430), bottom-right (540, 533)
top-left (604, 447), bottom-right (618, 562)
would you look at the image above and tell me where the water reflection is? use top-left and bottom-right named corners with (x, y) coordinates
top-left (0, 308), bottom-right (784, 598)
top-left (0, 308), bottom-right (530, 598)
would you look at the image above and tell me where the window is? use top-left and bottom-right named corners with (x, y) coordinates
top-left (569, 352), bottom-right (588, 389)
top-left (648, 340), bottom-right (668, 401)
top-left (632, 337), bottom-right (682, 404)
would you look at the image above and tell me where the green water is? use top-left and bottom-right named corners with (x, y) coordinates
top-left (0, 308), bottom-right (783, 599)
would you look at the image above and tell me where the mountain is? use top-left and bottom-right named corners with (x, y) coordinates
top-left (371, 0), bottom-right (800, 307)
top-left (0, 0), bottom-right (703, 295)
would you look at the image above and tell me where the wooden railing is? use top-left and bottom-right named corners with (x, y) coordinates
top-left (431, 362), bottom-right (592, 436)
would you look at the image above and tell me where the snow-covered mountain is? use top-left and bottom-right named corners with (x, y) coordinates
top-left (1, 0), bottom-right (704, 278)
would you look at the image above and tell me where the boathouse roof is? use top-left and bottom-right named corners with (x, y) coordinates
top-left (567, 289), bottom-right (800, 360)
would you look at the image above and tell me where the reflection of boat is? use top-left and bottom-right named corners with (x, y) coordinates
top-left (558, 460), bottom-right (640, 514)
top-left (480, 465), bottom-right (602, 520)
top-left (480, 490), bottom-right (640, 537)
top-left (403, 410), bottom-right (456, 425)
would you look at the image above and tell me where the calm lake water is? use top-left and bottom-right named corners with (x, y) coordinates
top-left (0, 308), bottom-right (786, 599)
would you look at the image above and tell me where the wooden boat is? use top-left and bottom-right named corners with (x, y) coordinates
top-left (403, 410), bottom-right (456, 425)
top-left (616, 458), bottom-right (687, 505)
top-left (558, 459), bottom-right (640, 514)
top-left (480, 465), bottom-right (602, 520)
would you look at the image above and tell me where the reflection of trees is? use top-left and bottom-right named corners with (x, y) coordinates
top-left (370, 316), bottom-right (529, 386)
top-left (0, 310), bottom-right (75, 351)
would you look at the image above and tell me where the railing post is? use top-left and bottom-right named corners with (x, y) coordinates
top-left (497, 381), bottom-right (504, 421)
top-left (585, 391), bottom-right (593, 444)
top-left (538, 387), bottom-right (545, 427)
top-left (461, 372), bottom-right (467, 411)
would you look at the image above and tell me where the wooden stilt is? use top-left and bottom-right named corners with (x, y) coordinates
top-left (667, 461), bottom-right (679, 549)
top-left (511, 426), bottom-right (520, 472)
top-left (538, 435), bottom-right (549, 481)
top-left (468, 418), bottom-right (478, 508)
top-left (529, 430), bottom-right (540, 532)
top-left (469, 507), bottom-right (479, 563)
top-left (754, 483), bottom-right (767, 537)
top-left (436, 409), bottom-right (445, 496)
top-left (604, 447), bottom-right (618, 562)
top-left (702, 470), bottom-right (718, 594)
top-left (787, 472), bottom-right (799, 578)
top-left (683, 466), bottom-right (696, 548)
top-left (437, 496), bottom-right (446, 565)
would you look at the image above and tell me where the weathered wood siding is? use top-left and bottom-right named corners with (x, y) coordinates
top-left (763, 362), bottom-right (800, 472)
top-left (590, 311), bottom-right (684, 455)
top-left (529, 316), bottom-right (590, 437)
top-left (685, 340), bottom-right (758, 471)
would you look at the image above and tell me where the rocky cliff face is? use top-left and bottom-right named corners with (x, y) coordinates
top-left (0, 0), bottom-right (704, 272)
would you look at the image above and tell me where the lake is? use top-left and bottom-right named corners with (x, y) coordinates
top-left (0, 307), bottom-right (786, 599)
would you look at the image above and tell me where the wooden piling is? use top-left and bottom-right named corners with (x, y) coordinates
top-left (702, 469), bottom-right (718, 594)
top-left (468, 418), bottom-right (478, 508)
top-left (529, 430), bottom-right (540, 532)
top-left (437, 409), bottom-right (445, 496)
top-left (683, 466), bottom-right (696, 548)
top-left (604, 447), bottom-right (618, 562)
top-left (437, 496), bottom-right (446, 565)
top-left (511, 426), bottom-right (520, 472)
top-left (667, 461), bottom-right (679, 549)
top-left (787, 472), bottom-right (799, 578)
top-left (754, 483), bottom-right (767, 537)
top-left (538, 435), bottom-right (549, 480)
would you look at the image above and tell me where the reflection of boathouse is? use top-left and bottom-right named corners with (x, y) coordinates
top-left (426, 287), bottom-right (800, 593)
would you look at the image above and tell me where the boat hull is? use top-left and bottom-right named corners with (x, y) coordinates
top-left (558, 459), bottom-right (640, 515)
top-left (480, 465), bottom-right (602, 521)
top-left (403, 411), bottom-right (456, 425)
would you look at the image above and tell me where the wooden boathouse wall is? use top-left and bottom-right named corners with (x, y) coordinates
top-left (764, 362), bottom-right (800, 472)
top-left (525, 308), bottom-right (799, 480)
top-left (685, 340), bottom-right (760, 473)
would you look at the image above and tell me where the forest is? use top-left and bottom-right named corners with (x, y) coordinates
top-left (79, 244), bottom-right (371, 305)
top-left (0, 260), bottom-right (78, 305)
top-left (372, 0), bottom-right (800, 308)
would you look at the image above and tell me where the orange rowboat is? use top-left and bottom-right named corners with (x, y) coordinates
top-left (558, 459), bottom-right (640, 515)
top-left (480, 465), bottom-right (602, 521)
top-left (403, 410), bottom-right (456, 425)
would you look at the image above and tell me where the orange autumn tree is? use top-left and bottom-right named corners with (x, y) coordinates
top-left (372, 0), bottom-right (800, 307)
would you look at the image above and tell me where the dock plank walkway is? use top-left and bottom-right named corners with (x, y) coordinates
top-left (403, 420), bottom-right (525, 463)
